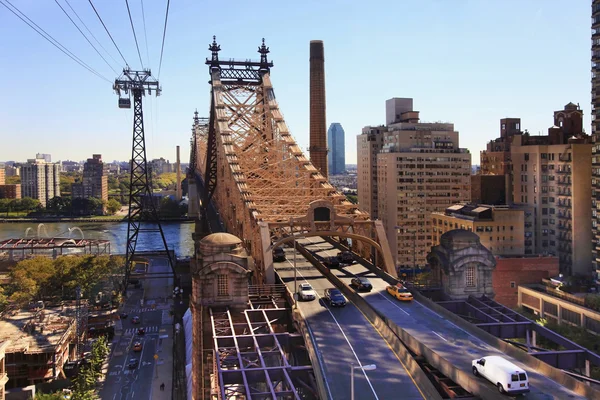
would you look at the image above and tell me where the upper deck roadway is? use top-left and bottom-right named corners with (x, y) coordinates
top-left (300, 237), bottom-right (586, 400)
top-left (273, 242), bottom-right (426, 400)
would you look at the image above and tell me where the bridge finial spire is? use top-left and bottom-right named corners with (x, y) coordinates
top-left (209, 36), bottom-right (221, 70)
top-left (258, 38), bottom-right (270, 73)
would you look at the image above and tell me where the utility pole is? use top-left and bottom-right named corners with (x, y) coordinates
top-left (114, 68), bottom-right (176, 293)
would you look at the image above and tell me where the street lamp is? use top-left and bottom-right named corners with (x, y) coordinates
top-left (350, 363), bottom-right (376, 400)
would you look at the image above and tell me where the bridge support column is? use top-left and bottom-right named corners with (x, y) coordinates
top-left (260, 222), bottom-right (275, 284)
top-left (586, 359), bottom-right (591, 386)
top-left (373, 220), bottom-right (398, 278)
top-left (531, 330), bottom-right (537, 348)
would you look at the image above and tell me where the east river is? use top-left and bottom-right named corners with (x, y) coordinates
top-left (0, 221), bottom-right (195, 257)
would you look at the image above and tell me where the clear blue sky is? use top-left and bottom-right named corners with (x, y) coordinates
top-left (0, 0), bottom-right (591, 165)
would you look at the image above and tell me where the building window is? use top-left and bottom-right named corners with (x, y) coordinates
top-left (217, 274), bottom-right (229, 296)
top-left (466, 265), bottom-right (476, 287)
top-left (510, 281), bottom-right (516, 288)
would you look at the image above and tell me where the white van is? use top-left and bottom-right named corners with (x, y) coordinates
top-left (472, 355), bottom-right (530, 395)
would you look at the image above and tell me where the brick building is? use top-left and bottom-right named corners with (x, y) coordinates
top-left (493, 255), bottom-right (560, 307)
top-left (0, 185), bottom-right (21, 200)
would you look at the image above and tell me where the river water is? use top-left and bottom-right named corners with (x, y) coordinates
top-left (0, 221), bottom-right (195, 257)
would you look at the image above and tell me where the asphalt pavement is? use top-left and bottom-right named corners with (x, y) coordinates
top-left (274, 237), bottom-right (425, 400)
top-left (331, 254), bottom-right (587, 400)
top-left (98, 257), bottom-right (174, 400)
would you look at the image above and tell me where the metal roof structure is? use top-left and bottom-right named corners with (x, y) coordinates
top-left (0, 237), bottom-right (110, 261)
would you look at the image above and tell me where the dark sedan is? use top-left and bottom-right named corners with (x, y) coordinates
top-left (324, 288), bottom-right (347, 307)
top-left (323, 256), bottom-right (340, 269)
top-left (351, 277), bottom-right (373, 292)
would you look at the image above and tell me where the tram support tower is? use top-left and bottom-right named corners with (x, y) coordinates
top-left (114, 68), bottom-right (176, 290)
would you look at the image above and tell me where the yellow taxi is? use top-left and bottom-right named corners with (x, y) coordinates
top-left (386, 284), bottom-right (413, 301)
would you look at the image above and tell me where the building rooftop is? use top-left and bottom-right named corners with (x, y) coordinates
top-left (0, 304), bottom-right (77, 354)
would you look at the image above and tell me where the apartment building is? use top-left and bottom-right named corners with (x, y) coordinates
top-left (432, 203), bottom-right (532, 256)
top-left (511, 135), bottom-right (592, 276)
top-left (72, 154), bottom-right (108, 202)
top-left (0, 185), bottom-right (21, 200)
top-left (0, 341), bottom-right (8, 400)
top-left (591, 0), bottom-right (600, 276)
top-left (358, 98), bottom-right (471, 269)
top-left (20, 157), bottom-right (60, 207)
top-left (480, 118), bottom-right (521, 175)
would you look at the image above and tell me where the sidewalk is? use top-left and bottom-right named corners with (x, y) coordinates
top-left (150, 326), bottom-right (173, 400)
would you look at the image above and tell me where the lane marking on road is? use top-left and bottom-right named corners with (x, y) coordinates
top-left (376, 291), bottom-right (411, 315)
top-left (432, 331), bottom-right (448, 342)
top-left (290, 261), bottom-right (380, 400)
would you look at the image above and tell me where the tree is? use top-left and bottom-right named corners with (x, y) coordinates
top-left (15, 197), bottom-right (40, 213)
top-left (46, 196), bottom-right (69, 215)
top-left (8, 257), bottom-right (56, 305)
top-left (87, 197), bottom-right (105, 215)
top-left (5, 175), bottom-right (20, 184)
top-left (0, 199), bottom-right (11, 213)
top-left (35, 392), bottom-right (66, 400)
top-left (106, 198), bottom-right (121, 215)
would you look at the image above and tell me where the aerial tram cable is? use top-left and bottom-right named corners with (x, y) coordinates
top-left (157, 0), bottom-right (171, 79)
top-left (140, 0), bottom-right (151, 67)
top-left (64, 0), bottom-right (122, 67)
top-left (0, 0), bottom-right (111, 83)
top-left (125, 0), bottom-right (144, 69)
top-left (53, 0), bottom-right (119, 76)
top-left (87, 0), bottom-right (130, 67)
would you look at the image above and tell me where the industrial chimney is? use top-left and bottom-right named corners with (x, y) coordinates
top-left (309, 40), bottom-right (328, 178)
top-left (176, 145), bottom-right (182, 201)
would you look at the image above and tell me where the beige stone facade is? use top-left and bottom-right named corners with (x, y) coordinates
top-left (0, 341), bottom-right (8, 400)
top-left (358, 98), bottom-right (471, 270)
top-left (20, 158), bottom-right (60, 207)
top-left (511, 137), bottom-right (592, 276)
top-left (432, 204), bottom-right (532, 256)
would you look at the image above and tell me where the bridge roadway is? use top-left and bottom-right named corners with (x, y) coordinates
top-left (273, 239), bottom-right (426, 400)
top-left (303, 237), bottom-right (586, 400)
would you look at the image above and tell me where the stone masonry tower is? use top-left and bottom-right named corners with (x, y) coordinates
top-left (309, 40), bottom-right (328, 177)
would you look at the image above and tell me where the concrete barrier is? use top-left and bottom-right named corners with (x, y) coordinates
top-left (296, 245), bottom-right (442, 400)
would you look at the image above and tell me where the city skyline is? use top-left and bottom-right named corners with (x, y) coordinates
top-left (0, 1), bottom-right (591, 164)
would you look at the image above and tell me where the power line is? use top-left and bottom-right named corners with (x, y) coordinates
top-left (0, 0), bottom-right (111, 83)
top-left (157, 0), bottom-right (171, 79)
top-left (87, 0), bottom-right (129, 68)
top-left (140, 0), bottom-right (151, 68)
top-left (54, 0), bottom-right (119, 75)
top-left (125, 0), bottom-right (144, 69)
top-left (64, 0), bottom-right (121, 68)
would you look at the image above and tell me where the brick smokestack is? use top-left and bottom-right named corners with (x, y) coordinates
top-left (309, 40), bottom-right (328, 177)
top-left (176, 145), bottom-right (182, 201)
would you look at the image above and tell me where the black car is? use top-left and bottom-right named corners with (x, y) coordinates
top-left (128, 358), bottom-right (139, 369)
top-left (119, 312), bottom-right (128, 319)
top-left (323, 256), bottom-right (340, 269)
top-left (351, 277), bottom-right (373, 292)
top-left (273, 247), bottom-right (286, 262)
top-left (137, 327), bottom-right (146, 335)
top-left (324, 288), bottom-right (347, 307)
top-left (337, 251), bottom-right (354, 264)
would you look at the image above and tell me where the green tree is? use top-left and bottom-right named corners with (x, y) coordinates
top-left (71, 365), bottom-right (97, 400)
top-left (105, 198), bottom-right (121, 215)
top-left (60, 172), bottom-right (81, 197)
top-left (8, 257), bottom-right (56, 305)
top-left (46, 196), bottom-right (70, 215)
top-left (5, 175), bottom-right (20, 184)
top-left (87, 197), bottom-right (105, 215)
top-left (35, 392), bottom-right (66, 400)
top-left (0, 286), bottom-right (8, 312)
top-left (155, 172), bottom-right (177, 190)
top-left (0, 199), bottom-right (11, 213)
top-left (14, 197), bottom-right (40, 213)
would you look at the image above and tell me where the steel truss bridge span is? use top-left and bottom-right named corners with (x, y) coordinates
top-left (194, 37), bottom-right (395, 283)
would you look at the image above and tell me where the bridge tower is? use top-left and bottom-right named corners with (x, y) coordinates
top-left (114, 68), bottom-right (176, 290)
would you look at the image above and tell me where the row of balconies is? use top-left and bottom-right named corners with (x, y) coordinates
top-left (557, 189), bottom-right (572, 197)
top-left (557, 212), bottom-right (572, 220)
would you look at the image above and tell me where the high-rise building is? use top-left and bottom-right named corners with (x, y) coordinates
top-left (591, 0), bottom-right (600, 276)
top-left (0, 167), bottom-right (4, 185)
top-left (309, 40), bottom-right (328, 177)
top-left (35, 153), bottom-right (52, 163)
top-left (21, 158), bottom-right (60, 207)
top-left (327, 123), bottom-right (345, 175)
top-left (82, 154), bottom-right (108, 202)
top-left (358, 98), bottom-right (471, 270)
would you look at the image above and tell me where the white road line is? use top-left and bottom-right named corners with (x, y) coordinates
top-left (376, 291), bottom-right (410, 315)
top-left (432, 331), bottom-right (448, 342)
top-left (288, 258), bottom-right (380, 400)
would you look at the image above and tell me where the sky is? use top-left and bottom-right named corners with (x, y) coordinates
top-left (0, 0), bottom-right (592, 165)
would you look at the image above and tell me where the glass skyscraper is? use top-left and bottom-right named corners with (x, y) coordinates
top-left (327, 123), bottom-right (345, 175)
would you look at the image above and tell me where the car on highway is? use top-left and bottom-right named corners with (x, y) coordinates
top-left (273, 247), bottom-right (286, 262)
top-left (322, 256), bottom-right (340, 269)
top-left (386, 284), bottom-right (413, 301)
top-left (137, 327), bottom-right (146, 335)
top-left (133, 342), bottom-right (143, 352)
top-left (128, 358), bottom-right (139, 369)
top-left (351, 277), bottom-right (373, 292)
top-left (324, 288), bottom-right (347, 307)
top-left (337, 251), bottom-right (354, 264)
top-left (297, 283), bottom-right (316, 301)
top-left (472, 356), bottom-right (529, 395)
top-left (131, 316), bottom-right (140, 324)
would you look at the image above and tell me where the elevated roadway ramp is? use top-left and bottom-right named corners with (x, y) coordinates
top-left (273, 243), bottom-right (433, 400)
top-left (309, 238), bottom-right (591, 400)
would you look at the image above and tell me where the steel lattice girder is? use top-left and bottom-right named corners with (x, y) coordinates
top-left (210, 307), bottom-right (316, 400)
